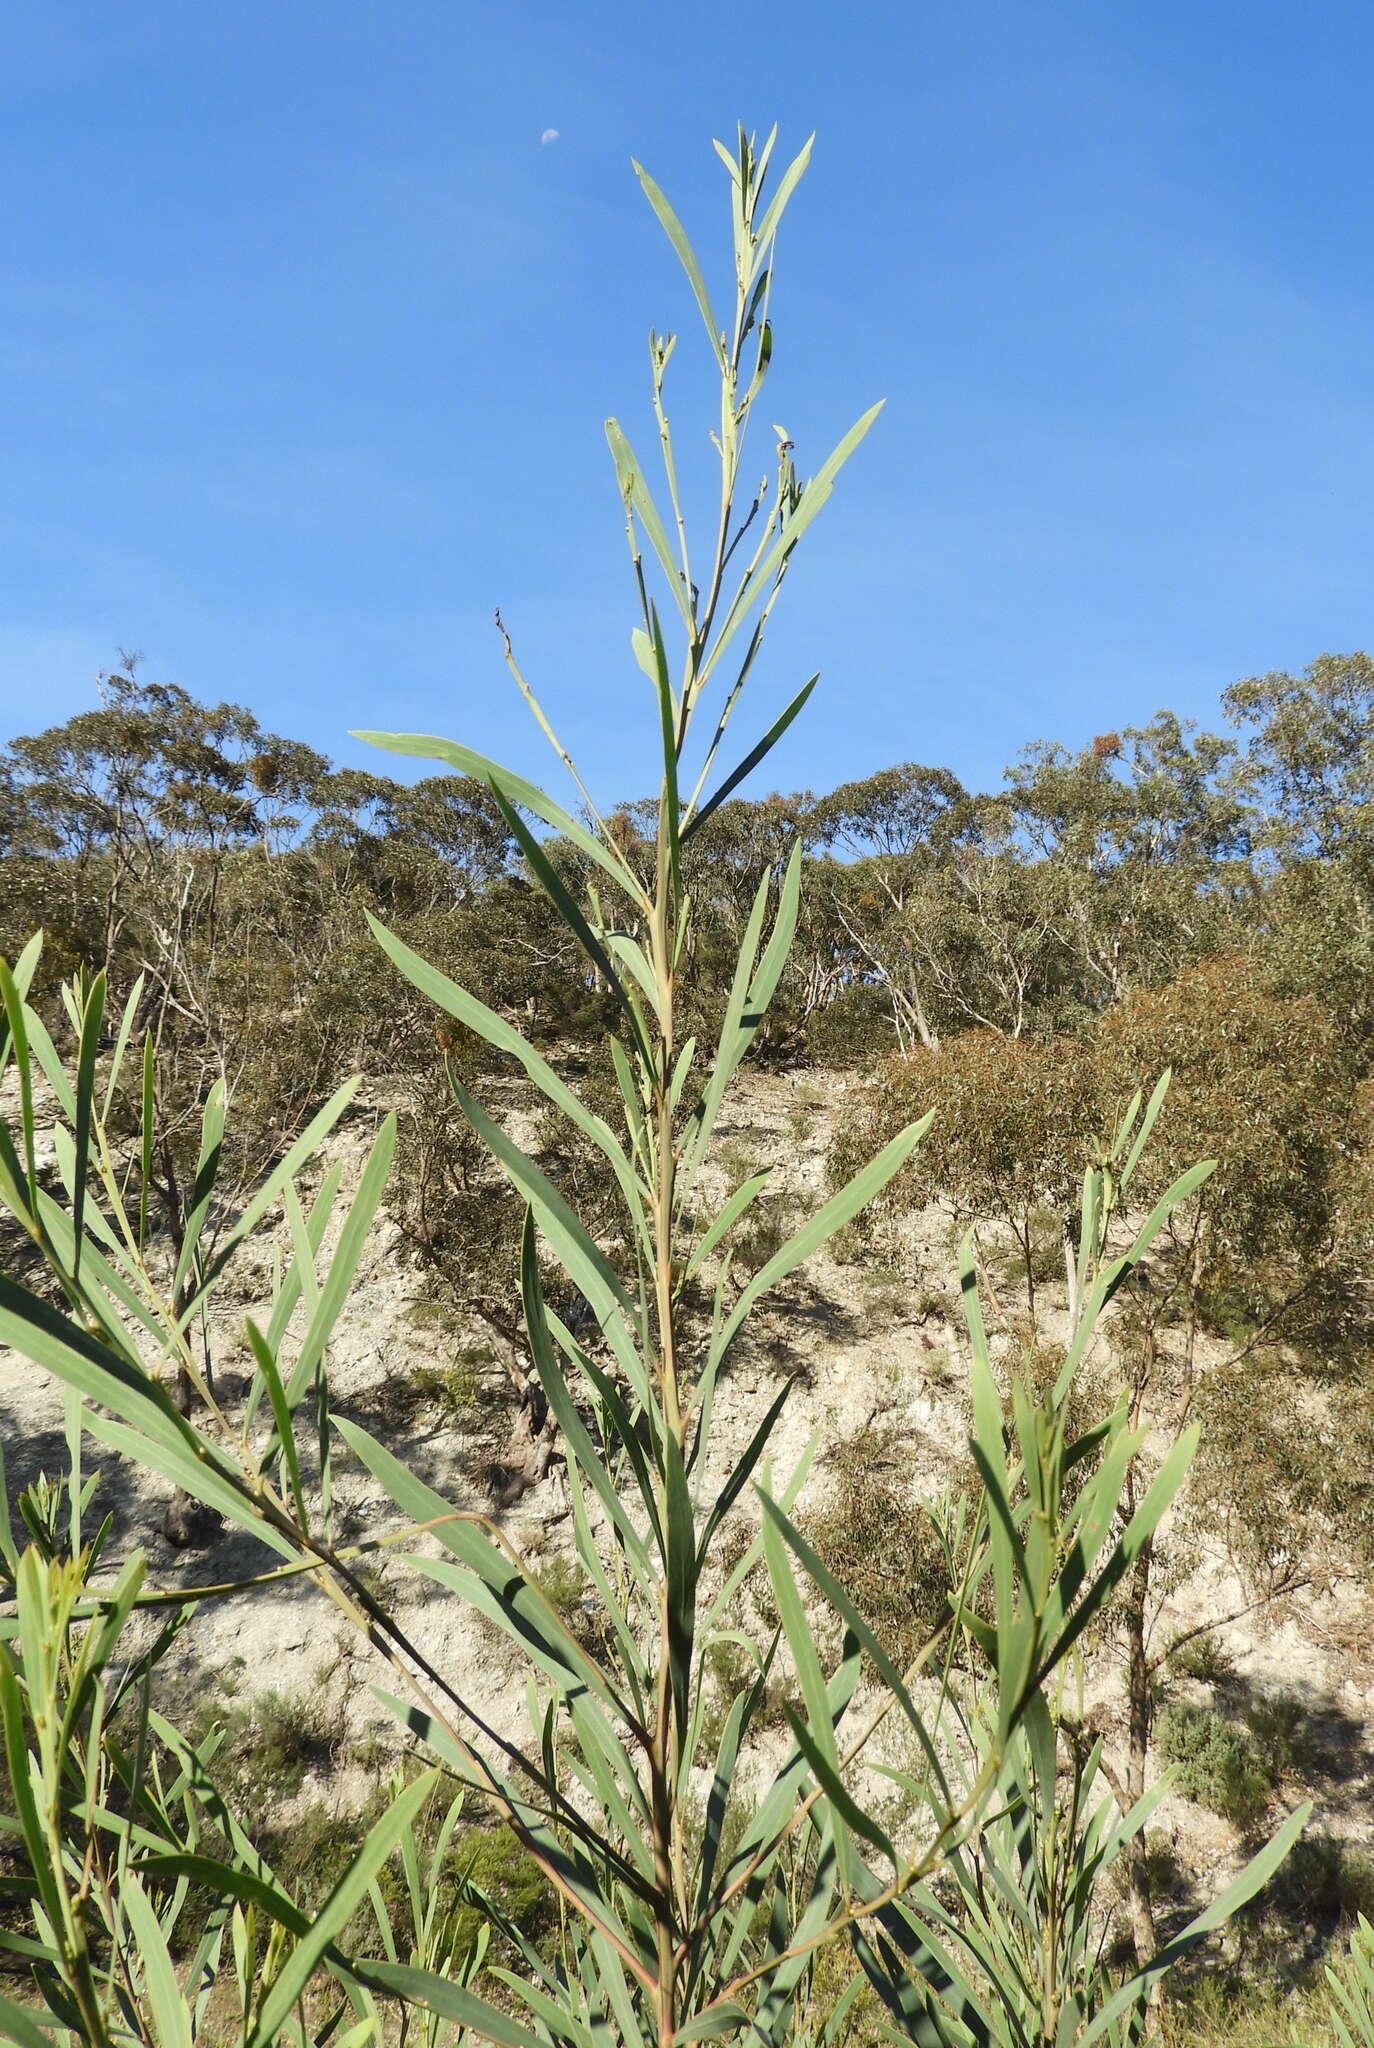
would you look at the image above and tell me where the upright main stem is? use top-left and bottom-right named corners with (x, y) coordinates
top-left (640, 141), bottom-right (769, 2045)
top-left (650, 822), bottom-right (683, 2048)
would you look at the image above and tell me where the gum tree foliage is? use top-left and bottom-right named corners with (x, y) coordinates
top-left (0, 673), bottom-right (542, 1347)
top-left (0, 666), bottom-right (525, 1163)
top-left (1223, 653), bottom-right (1374, 1076)
top-left (808, 765), bottom-right (973, 1054)
top-left (797, 719), bottom-right (1250, 1056)
top-left (819, 794), bottom-right (1068, 1049)
top-left (1224, 650), bottom-right (1374, 881)
top-left (10, 663), bottom-right (1374, 1091)
top-left (672, 793), bottom-right (835, 1054)
top-left (1254, 857), bottom-right (1374, 1074)
top-left (1003, 714), bottom-right (1251, 1013)
top-left (11, 653), bottom-right (1374, 1093)
top-left (1, 659), bottom-right (323, 980)
top-left (0, 129), bottom-right (1296, 2048)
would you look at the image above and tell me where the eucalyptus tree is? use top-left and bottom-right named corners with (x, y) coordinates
top-left (0, 658), bottom-right (329, 973)
top-left (809, 765), bottom-right (971, 1053)
top-left (922, 803), bottom-right (1069, 1041)
top-left (1224, 650), bottom-right (1374, 884)
top-left (1223, 651), bottom-right (1374, 1072)
top-left (1005, 714), bottom-right (1250, 1013)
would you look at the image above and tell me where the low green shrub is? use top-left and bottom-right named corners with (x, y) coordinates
top-left (1261, 1832), bottom-right (1374, 1933)
top-left (1158, 1703), bottom-right (1274, 1827)
top-left (1155, 1970), bottom-right (1332, 2048)
top-left (1243, 1692), bottom-right (1306, 1780)
top-left (697, 1639), bottom-right (793, 1757)
top-left (444, 1821), bottom-right (559, 1967)
top-left (411, 1357), bottom-right (481, 1420)
top-left (190, 1685), bottom-right (342, 1830)
top-left (1193, 1283), bottom-right (1266, 1345)
top-left (799, 1432), bottom-right (965, 1671)
top-left (1167, 1633), bottom-right (1238, 1685)
top-left (531, 1554), bottom-right (619, 1664)
top-left (731, 1196), bottom-right (800, 1278)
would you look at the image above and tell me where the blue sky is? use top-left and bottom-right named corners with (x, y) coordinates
top-left (2, 0), bottom-right (1371, 805)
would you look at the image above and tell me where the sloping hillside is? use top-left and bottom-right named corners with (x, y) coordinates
top-left (4, 1061), bottom-right (1370, 1962)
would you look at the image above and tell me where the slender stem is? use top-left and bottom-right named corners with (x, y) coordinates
top-left (647, 708), bottom-right (685, 2044)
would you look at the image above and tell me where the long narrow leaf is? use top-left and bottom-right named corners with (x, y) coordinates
top-left (700, 403), bottom-right (884, 685)
top-left (121, 1874), bottom-right (193, 2048)
top-left (189, 1078), bottom-right (363, 1308)
top-left (1080, 1804), bottom-right (1312, 2048)
top-left (284, 1115), bottom-right (396, 1405)
top-left (0, 1992), bottom-right (59, 2048)
top-left (369, 913), bottom-right (651, 1247)
top-left (359, 1964), bottom-right (546, 2048)
top-left (521, 1215), bottom-right (651, 1572)
top-left (606, 419), bottom-right (694, 629)
top-left (354, 729), bottom-right (645, 906)
top-left (685, 677), bottom-right (818, 840)
top-left (632, 161), bottom-right (725, 362)
top-left (246, 1772), bottom-right (438, 2048)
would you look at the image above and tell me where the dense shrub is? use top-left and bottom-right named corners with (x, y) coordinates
top-left (1186, 1353), bottom-right (1357, 1588)
top-left (799, 981), bottom-right (894, 1065)
top-left (185, 1685), bottom-right (343, 1832)
top-left (830, 1029), bottom-right (1103, 1312)
top-left (1157, 1704), bottom-right (1274, 1827)
top-left (1100, 954), bottom-right (1352, 1284)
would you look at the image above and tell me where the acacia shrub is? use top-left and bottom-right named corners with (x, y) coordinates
top-left (1099, 953), bottom-right (1354, 1300)
top-left (1185, 1349), bottom-right (1363, 1595)
top-left (829, 1028), bottom-right (1104, 1315)
top-left (394, 1077), bottom-right (528, 1347)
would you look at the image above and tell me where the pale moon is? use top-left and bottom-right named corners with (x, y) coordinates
top-left (541, 128), bottom-right (560, 145)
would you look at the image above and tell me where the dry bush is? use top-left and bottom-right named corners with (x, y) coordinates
top-left (830, 1029), bottom-right (1103, 1313)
